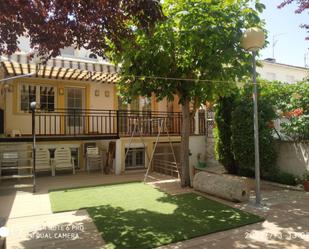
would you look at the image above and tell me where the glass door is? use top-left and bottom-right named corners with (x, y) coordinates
top-left (65, 88), bottom-right (85, 134)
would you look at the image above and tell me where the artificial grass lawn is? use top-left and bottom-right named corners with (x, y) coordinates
top-left (49, 182), bottom-right (263, 249)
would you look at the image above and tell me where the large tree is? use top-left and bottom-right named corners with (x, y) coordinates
top-left (0, 0), bottom-right (163, 57)
top-left (108, 0), bottom-right (265, 186)
top-left (278, 0), bottom-right (309, 40)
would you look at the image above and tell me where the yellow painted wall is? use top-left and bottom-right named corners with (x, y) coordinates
top-left (173, 95), bottom-right (181, 112)
top-left (156, 97), bottom-right (168, 112)
top-left (0, 66), bottom-right (5, 110)
top-left (4, 77), bottom-right (115, 135)
top-left (88, 83), bottom-right (115, 110)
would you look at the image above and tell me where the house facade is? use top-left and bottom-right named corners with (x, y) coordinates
top-left (257, 58), bottom-right (308, 83)
top-left (0, 44), bottom-right (207, 178)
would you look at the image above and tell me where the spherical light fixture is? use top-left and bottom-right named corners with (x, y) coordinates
top-left (241, 27), bottom-right (265, 52)
top-left (240, 27), bottom-right (265, 207)
top-left (30, 101), bottom-right (37, 111)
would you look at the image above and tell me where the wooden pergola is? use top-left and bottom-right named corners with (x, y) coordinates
top-left (0, 53), bottom-right (121, 84)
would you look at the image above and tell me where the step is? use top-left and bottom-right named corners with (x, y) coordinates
top-left (0, 184), bottom-right (34, 190)
top-left (0, 158), bottom-right (32, 162)
top-left (153, 153), bottom-right (175, 156)
top-left (1, 166), bottom-right (33, 170)
top-left (0, 151), bottom-right (32, 153)
top-left (0, 174), bottom-right (33, 180)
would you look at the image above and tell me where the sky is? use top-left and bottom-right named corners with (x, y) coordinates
top-left (259, 0), bottom-right (308, 67)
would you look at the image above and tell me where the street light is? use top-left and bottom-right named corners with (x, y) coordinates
top-left (241, 27), bottom-right (265, 206)
top-left (30, 101), bottom-right (37, 193)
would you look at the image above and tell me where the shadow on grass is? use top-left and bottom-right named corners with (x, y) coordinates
top-left (88, 193), bottom-right (263, 249)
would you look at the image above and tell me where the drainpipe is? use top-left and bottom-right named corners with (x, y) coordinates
top-left (194, 110), bottom-right (199, 135)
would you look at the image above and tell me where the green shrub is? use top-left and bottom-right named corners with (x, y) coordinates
top-left (214, 81), bottom-right (307, 183)
top-left (231, 86), bottom-right (277, 178)
top-left (261, 81), bottom-right (309, 141)
top-left (267, 171), bottom-right (299, 186)
top-left (214, 96), bottom-right (238, 174)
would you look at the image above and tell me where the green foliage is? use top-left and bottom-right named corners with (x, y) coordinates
top-left (215, 85), bottom-right (277, 178)
top-left (107, 0), bottom-right (265, 186)
top-left (215, 81), bottom-right (308, 183)
top-left (231, 86), bottom-right (277, 178)
top-left (260, 81), bottom-right (309, 141)
top-left (108, 0), bottom-right (265, 105)
top-left (214, 94), bottom-right (238, 174)
top-left (302, 171), bottom-right (309, 182)
top-left (267, 171), bottom-right (299, 186)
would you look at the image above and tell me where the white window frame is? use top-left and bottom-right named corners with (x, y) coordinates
top-left (118, 96), bottom-right (151, 111)
top-left (125, 147), bottom-right (146, 169)
top-left (18, 83), bottom-right (57, 113)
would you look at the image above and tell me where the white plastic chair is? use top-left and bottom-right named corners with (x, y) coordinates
top-left (35, 147), bottom-right (52, 175)
top-left (86, 147), bottom-right (104, 173)
top-left (53, 147), bottom-right (75, 175)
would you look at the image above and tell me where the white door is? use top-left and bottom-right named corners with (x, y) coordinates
top-left (65, 88), bottom-right (85, 134)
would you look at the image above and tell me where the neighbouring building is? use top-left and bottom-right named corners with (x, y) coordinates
top-left (258, 58), bottom-right (309, 83)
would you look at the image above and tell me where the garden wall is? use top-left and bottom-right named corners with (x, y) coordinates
top-left (275, 141), bottom-right (309, 177)
top-left (189, 135), bottom-right (207, 183)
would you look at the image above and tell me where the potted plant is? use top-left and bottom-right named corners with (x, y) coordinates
top-left (303, 172), bottom-right (309, 192)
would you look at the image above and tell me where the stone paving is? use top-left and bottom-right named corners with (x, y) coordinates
top-left (0, 172), bottom-right (309, 249)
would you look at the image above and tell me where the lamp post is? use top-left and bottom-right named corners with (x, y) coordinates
top-left (241, 27), bottom-right (265, 206)
top-left (30, 101), bottom-right (37, 193)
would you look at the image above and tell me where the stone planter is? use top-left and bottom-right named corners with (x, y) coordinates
top-left (275, 140), bottom-right (309, 177)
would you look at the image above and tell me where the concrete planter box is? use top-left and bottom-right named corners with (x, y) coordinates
top-left (275, 140), bottom-right (309, 177)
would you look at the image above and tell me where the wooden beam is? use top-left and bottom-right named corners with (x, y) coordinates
top-left (68, 68), bottom-right (78, 80)
top-left (74, 70), bottom-right (84, 80)
top-left (1, 62), bottom-right (9, 76)
top-left (79, 71), bottom-right (90, 81)
top-left (61, 68), bottom-right (70, 79)
top-left (41, 65), bottom-right (46, 78)
top-left (49, 67), bottom-right (54, 78)
top-left (10, 62), bottom-right (17, 76)
top-left (55, 67), bottom-right (62, 79)
top-left (27, 63), bottom-right (31, 74)
top-left (96, 74), bottom-right (107, 83)
top-left (91, 73), bottom-right (102, 82)
top-left (19, 63), bottom-right (24, 75)
top-left (17, 54), bottom-right (24, 75)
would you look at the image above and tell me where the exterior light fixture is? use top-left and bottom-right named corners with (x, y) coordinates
top-left (30, 101), bottom-right (37, 193)
top-left (241, 27), bottom-right (265, 207)
top-left (59, 88), bottom-right (64, 96)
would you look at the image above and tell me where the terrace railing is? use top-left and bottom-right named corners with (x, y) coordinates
top-left (34, 109), bottom-right (207, 137)
top-left (35, 109), bottom-right (118, 136)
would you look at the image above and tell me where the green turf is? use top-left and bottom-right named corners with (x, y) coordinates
top-left (49, 182), bottom-right (263, 249)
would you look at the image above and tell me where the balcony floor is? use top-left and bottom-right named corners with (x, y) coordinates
top-left (0, 134), bottom-right (120, 142)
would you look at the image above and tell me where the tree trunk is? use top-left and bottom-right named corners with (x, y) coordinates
top-left (180, 96), bottom-right (191, 187)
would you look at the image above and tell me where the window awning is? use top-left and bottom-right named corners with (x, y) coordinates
top-left (0, 53), bottom-right (121, 84)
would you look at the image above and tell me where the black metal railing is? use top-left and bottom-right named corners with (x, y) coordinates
top-left (35, 109), bottom-right (118, 136)
top-left (34, 109), bottom-right (207, 137)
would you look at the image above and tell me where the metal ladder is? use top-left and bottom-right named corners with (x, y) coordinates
top-left (0, 144), bottom-right (35, 192)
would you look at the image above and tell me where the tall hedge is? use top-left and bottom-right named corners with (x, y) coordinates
top-left (231, 86), bottom-right (277, 178)
top-left (214, 95), bottom-right (237, 174)
top-left (214, 85), bottom-right (277, 178)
